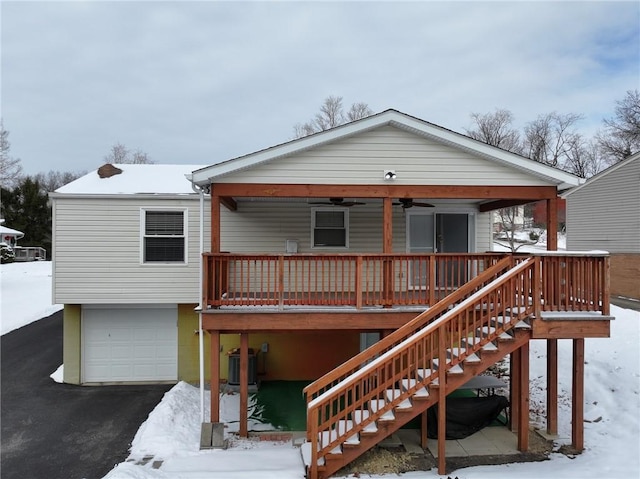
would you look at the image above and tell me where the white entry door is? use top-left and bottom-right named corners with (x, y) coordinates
top-left (82, 305), bottom-right (177, 383)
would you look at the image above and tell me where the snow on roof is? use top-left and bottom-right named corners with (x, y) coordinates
top-left (0, 225), bottom-right (24, 237)
top-left (54, 164), bottom-right (207, 195)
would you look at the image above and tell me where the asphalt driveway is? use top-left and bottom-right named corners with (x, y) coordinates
top-left (1, 311), bottom-right (173, 479)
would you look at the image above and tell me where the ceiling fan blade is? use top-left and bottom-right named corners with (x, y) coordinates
top-left (340, 201), bottom-right (366, 206)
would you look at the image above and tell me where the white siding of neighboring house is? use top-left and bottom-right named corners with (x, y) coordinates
top-left (566, 156), bottom-right (640, 253)
top-left (215, 126), bottom-right (554, 186)
top-left (53, 196), bottom-right (211, 304)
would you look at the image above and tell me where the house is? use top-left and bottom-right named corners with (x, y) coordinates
top-left (564, 152), bottom-right (640, 300)
top-left (189, 110), bottom-right (612, 477)
top-left (51, 110), bottom-right (612, 478)
top-left (0, 219), bottom-right (24, 247)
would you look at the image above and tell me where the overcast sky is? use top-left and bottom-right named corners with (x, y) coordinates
top-left (2, 1), bottom-right (639, 176)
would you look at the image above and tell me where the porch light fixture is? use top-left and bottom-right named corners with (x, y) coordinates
top-left (384, 170), bottom-right (397, 180)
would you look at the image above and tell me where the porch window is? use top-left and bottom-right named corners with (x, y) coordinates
top-left (312, 209), bottom-right (348, 248)
top-left (141, 209), bottom-right (187, 263)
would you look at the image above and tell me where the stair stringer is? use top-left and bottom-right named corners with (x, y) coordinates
top-left (312, 328), bottom-right (531, 479)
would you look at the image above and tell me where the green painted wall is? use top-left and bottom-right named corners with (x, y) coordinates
top-left (62, 304), bottom-right (81, 384)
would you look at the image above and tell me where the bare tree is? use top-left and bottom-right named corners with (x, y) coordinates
top-left (523, 112), bottom-right (583, 168)
top-left (563, 138), bottom-right (606, 178)
top-left (0, 120), bottom-right (23, 189)
top-left (494, 206), bottom-right (538, 252)
top-left (597, 89), bottom-right (640, 164)
top-left (32, 170), bottom-right (85, 192)
top-left (347, 102), bottom-right (374, 122)
top-left (465, 109), bottom-right (522, 153)
top-left (294, 96), bottom-right (374, 138)
top-left (104, 142), bottom-right (154, 164)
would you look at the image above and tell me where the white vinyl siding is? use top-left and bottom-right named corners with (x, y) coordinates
top-left (216, 126), bottom-right (554, 187)
top-left (53, 196), bottom-right (210, 304)
top-left (219, 201), bottom-right (486, 254)
top-left (566, 157), bottom-right (640, 253)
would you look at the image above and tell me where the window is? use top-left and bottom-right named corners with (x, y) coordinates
top-left (142, 210), bottom-right (186, 263)
top-left (312, 209), bottom-right (348, 248)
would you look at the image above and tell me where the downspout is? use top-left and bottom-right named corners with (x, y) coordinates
top-left (190, 178), bottom-right (206, 423)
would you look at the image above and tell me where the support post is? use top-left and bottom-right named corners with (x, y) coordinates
top-left (547, 196), bottom-right (558, 251)
top-left (211, 192), bottom-right (221, 253)
top-left (510, 350), bottom-right (520, 432)
top-left (572, 338), bottom-right (585, 451)
top-left (547, 339), bottom-right (558, 435)
top-left (239, 333), bottom-right (249, 437)
top-left (437, 331), bottom-right (447, 475)
top-left (209, 330), bottom-right (220, 423)
top-left (421, 411), bottom-right (428, 450)
top-left (382, 197), bottom-right (393, 307)
top-left (518, 342), bottom-right (530, 451)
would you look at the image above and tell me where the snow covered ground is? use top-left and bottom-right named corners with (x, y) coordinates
top-left (1, 261), bottom-right (638, 479)
top-left (0, 261), bottom-right (63, 335)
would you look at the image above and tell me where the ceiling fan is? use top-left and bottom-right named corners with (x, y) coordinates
top-left (393, 198), bottom-right (435, 209)
top-left (310, 197), bottom-right (366, 207)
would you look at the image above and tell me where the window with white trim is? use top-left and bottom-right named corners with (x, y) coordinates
top-left (142, 209), bottom-right (187, 263)
top-left (312, 208), bottom-right (348, 248)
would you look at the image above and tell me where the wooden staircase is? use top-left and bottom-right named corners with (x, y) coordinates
top-left (303, 257), bottom-right (539, 479)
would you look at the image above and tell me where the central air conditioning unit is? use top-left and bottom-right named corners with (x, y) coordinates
top-left (228, 348), bottom-right (257, 385)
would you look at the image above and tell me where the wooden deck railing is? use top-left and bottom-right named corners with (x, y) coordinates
top-left (305, 258), bottom-right (538, 477)
top-left (203, 253), bottom-right (506, 309)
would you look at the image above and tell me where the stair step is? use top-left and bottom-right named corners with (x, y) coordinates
top-left (461, 336), bottom-right (498, 352)
top-left (300, 441), bottom-right (325, 466)
top-left (385, 389), bottom-right (413, 410)
top-left (432, 358), bottom-right (464, 374)
top-left (369, 399), bottom-right (395, 421)
top-left (506, 306), bottom-right (528, 315)
top-left (336, 419), bottom-right (360, 446)
top-left (448, 347), bottom-right (481, 364)
top-left (319, 430), bottom-right (343, 455)
top-left (401, 379), bottom-right (430, 398)
top-left (491, 315), bottom-right (512, 325)
top-left (416, 368), bottom-right (439, 386)
top-left (514, 320), bottom-right (532, 329)
top-left (478, 326), bottom-right (513, 341)
top-left (352, 409), bottom-right (378, 434)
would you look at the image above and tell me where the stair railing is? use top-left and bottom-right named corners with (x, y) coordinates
top-left (306, 257), bottom-right (537, 477)
top-left (303, 255), bottom-right (516, 403)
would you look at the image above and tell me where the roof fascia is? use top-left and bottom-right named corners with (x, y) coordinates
top-left (561, 152), bottom-right (640, 198)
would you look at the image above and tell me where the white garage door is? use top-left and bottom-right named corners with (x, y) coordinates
top-left (83, 306), bottom-right (177, 383)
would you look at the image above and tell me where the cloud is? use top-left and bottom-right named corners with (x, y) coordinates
top-left (2, 1), bottom-right (638, 174)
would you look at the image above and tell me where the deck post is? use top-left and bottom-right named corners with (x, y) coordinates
top-left (572, 338), bottom-right (585, 451)
top-left (517, 342), bottom-right (530, 451)
top-left (211, 193), bottom-right (221, 253)
top-left (210, 330), bottom-right (220, 422)
top-left (547, 196), bottom-right (558, 251)
top-left (437, 330), bottom-right (447, 475)
top-left (510, 349), bottom-right (520, 432)
top-left (383, 197), bottom-right (393, 307)
top-left (547, 339), bottom-right (558, 434)
top-left (239, 333), bottom-right (249, 437)
top-left (421, 411), bottom-right (428, 449)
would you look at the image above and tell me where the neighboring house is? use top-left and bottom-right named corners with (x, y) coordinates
top-left (50, 164), bottom-right (210, 385)
top-left (51, 110), bottom-right (613, 477)
top-left (190, 110), bottom-right (611, 477)
top-left (564, 152), bottom-right (640, 300)
top-left (0, 220), bottom-right (24, 247)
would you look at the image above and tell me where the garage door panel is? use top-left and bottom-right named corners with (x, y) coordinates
top-left (83, 307), bottom-right (177, 383)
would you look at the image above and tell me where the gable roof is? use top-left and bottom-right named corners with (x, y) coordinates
top-left (52, 164), bottom-right (208, 196)
top-left (191, 109), bottom-right (581, 190)
top-left (562, 152), bottom-right (640, 198)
